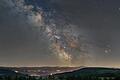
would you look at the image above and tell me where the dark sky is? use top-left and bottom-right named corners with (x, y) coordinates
top-left (0, 0), bottom-right (120, 67)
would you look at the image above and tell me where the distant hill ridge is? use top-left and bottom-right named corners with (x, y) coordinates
top-left (54, 67), bottom-right (120, 77)
top-left (0, 68), bottom-right (19, 76)
top-left (0, 68), bottom-right (27, 76)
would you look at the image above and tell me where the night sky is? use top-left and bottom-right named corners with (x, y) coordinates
top-left (0, 0), bottom-right (120, 67)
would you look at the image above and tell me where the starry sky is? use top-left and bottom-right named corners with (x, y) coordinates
top-left (0, 0), bottom-right (120, 67)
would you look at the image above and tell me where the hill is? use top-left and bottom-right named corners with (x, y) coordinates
top-left (55, 67), bottom-right (120, 76)
top-left (0, 68), bottom-right (27, 77)
top-left (0, 69), bottom-right (17, 76)
top-left (52, 67), bottom-right (120, 80)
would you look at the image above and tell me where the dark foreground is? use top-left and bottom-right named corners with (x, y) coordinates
top-left (0, 67), bottom-right (120, 80)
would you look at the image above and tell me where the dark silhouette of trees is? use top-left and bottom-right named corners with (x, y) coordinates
top-left (0, 74), bottom-right (118, 80)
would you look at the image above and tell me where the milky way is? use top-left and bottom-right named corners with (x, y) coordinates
top-left (6, 0), bottom-right (93, 66)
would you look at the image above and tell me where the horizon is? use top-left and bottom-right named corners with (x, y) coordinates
top-left (0, 65), bottom-right (120, 69)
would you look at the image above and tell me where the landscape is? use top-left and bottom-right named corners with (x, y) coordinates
top-left (0, 0), bottom-right (120, 80)
top-left (0, 67), bottom-right (120, 80)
